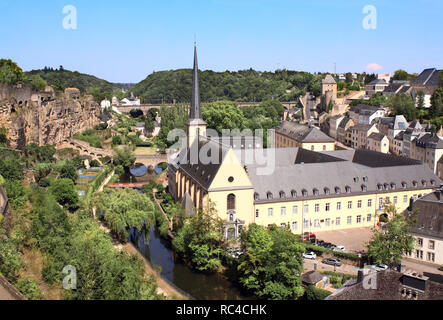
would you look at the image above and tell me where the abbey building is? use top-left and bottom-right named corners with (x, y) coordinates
top-left (168, 46), bottom-right (441, 239)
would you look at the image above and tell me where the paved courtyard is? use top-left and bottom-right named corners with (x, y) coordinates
top-left (313, 227), bottom-right (375, 253)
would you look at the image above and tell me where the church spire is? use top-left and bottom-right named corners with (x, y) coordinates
top-left (190, 43), bottom-right (201, 119)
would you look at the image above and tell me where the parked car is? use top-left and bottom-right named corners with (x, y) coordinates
top-left (368, 264), bottom-right (388, 271)
top-left (333, 245), bottom-right (346, 252)
top-left (322, 258), bottom-right (342, 266)
top-left (316, 240), bottom-right (325, 247)
top-left (323, 242), bottom-right (333, 249)
top-left (302, 251), bottom-right (317, 260)
top-left (302, 232), bottom-right (316, 241)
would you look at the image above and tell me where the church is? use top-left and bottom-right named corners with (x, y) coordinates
top-left (168, 45), bottom-right (441, 240)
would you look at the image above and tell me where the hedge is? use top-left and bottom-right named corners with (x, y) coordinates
top-left (86, 165), bottom-right (113, 208)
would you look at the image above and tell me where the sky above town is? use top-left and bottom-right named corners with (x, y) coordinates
top-left (0, 0), bottom-right (442, 83)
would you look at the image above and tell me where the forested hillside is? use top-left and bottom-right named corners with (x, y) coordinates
top-left (132, 69), bottom-right (323, 104)
top-left (26, 67), bottom-right (122, 102)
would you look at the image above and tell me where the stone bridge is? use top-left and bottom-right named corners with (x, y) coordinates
top-left (135, 154), bottom-right (168, 168)
top-left (57, 139), bottom-right (113, 161)
top-left (116, 101), bottom-right (299, 114)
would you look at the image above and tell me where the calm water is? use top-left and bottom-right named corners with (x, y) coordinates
top-left (129, 227), bottom-right (253, 300)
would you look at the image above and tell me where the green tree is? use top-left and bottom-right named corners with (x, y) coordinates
top-left (368, 201), bottom-right (417, 266)
top-left (28, 74), bottom-right (47, 91)
top-left (0, 239), bottom-right (22, 283)
top-left (112, 135), bottom-right (123, 145)
top-left (202, 101), bottom-right (246, 134)
top-left (172, 202), bottom-right (225, 272)
top-left (59, 161), bottom-right (78, 183)
top-left (238, 224), bottom-right (305, 300)
top-left (387, 94), bottom-right (418, 120)
top-left (416, 90), bottom-right (425, 109)
top-left (0, 127), bottom-right (7, 144)
top-left (392, 69), bottom-right (411, 81)
top-left (113, 146), bottom-right (136, 171)
top-left (431, 87), bottom-right (443, 118)
top-left (0, 59), bottom-right (25, 85)
top-left (49, 178), bottom-right (79, 211)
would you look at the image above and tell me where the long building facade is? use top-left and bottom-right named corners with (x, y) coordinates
top-left (168, 46), bottom-right (441, 239)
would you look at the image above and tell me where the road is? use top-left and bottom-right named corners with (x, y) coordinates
top-left (303, 257), bottom-right (358, 275)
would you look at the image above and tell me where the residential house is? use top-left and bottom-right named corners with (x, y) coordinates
top-left (402, 121), bottom-right (425, 158)
top-left (367, 132), bottom-right (389, 154)
top-left (329, 115), bottom-right (344, 140)
top-left (337, 118), bottom-right (354, 146)
top-left (366, 79), bottom-right (389, 97)
top-left (411, 133), bottom-right (443, 176)
top-left (382, 80), bottom-right (412, 97)
top-left (349, 123), bottom-right (379, 149)
top-left (348, 104), bottom-right (386, 125)
top-left (274, 121), bottom-right (336, 151)
top-left (406, 189), bottom-right (443, 265)
top-left (411, 68), bottom-right (441, 108)
top-left (327, 269), bottom-right (443, 300)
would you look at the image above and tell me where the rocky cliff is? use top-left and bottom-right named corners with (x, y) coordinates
top-left (0, 84), bottom-right (101, 149)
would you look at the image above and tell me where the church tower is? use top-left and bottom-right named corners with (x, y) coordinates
top-left (187, 44), bottom-right (207, 149)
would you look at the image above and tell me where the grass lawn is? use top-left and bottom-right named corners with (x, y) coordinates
top-left (134, 147), bottom-right (158, 156)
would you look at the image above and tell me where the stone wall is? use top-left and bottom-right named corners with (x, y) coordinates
top-left (0, 84), bottom-right (101, 149)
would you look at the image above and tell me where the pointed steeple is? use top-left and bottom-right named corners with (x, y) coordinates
top-left (190, 43), bottom-right (201, 119)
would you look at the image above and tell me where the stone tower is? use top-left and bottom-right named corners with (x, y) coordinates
top-left (186, 44), bottom-right (207, 149)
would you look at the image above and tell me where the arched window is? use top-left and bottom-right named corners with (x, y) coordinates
top-left (254, 192), bottom-right (259, 201)
top-left (391, 183), bottom-right (396, 190)
top-left (402, 181), bottom-right (407, 188)
top-left (377, 183), bottom-right (383, 191)
top-left (335, 187), bottom-right (341, 194)
top-left (413, 180), bottom-right (418, 187)
top-left (313, 188), bottom-right (319, 196)
top-left (421, 180), bottom-right (427, 187)
top-left (291, 190), bottom-right (297, 198)
top-left (324, 187), bottom-right (330, 195)
top-left (361, 184), bottom-right (367, 192)
top-left (431, 179), bottom-right (436, 186)
top-left (384, 183), bottom-right (389, 190)
top-left (345, 186), bottom-right (351, 193)
top-left (279, 191), bottom-right (286, 199)
top-left (302, 189), bottom-right (308, 197)
top-left (227, 194), bottom-right (236, 210)
top-left (267, 192), bottom-right (273, 200)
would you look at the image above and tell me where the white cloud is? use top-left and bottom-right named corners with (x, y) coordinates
top-left (366, 63), bottom-right (382, 72)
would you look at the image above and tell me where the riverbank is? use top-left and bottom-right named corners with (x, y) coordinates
top-left (90, 168), bottom-right (188, 300)
top-left (123, 242), bottom-right (189, 300)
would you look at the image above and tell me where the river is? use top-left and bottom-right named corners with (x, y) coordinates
top-left (129, 227), bottom-right (253, 300)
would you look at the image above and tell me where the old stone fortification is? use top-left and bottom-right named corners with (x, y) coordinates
top-left (0, 83), bottom-right (101, 149)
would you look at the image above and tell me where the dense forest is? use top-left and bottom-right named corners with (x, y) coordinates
top-left (132, 69), bottom-right (324, 104)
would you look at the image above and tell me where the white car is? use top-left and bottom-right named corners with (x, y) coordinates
top-left (302, 251), bottom-right (317, 259)
top-left (333, 245), bottom-right (346, 252)
top-left (368, 264), bottom-right (388, 271)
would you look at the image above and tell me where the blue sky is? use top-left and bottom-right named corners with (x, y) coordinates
top-left (0, 0), bottom-right (442, 83)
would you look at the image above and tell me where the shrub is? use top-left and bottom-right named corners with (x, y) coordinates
top-left (16, 277), bottom-right (43, 300)
top-left (303, 285), bottom-right (331, 300)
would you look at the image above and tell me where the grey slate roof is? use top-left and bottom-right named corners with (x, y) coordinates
top-left (327, 270), bottom-right (443, 300)
top-left (302, 271), bottom-right (324, 285)
top-left (412, 68), bottom-right (441, 87)
top-left (233, 148), bottom-right (439, 203)
top-left (368, 79), bottom-right (388, 85)
top-left (322, 74), bottom-right (336, 84)
top-left (409, 190), bottom-right (443, 240)
top-left (368, 132), bottom-right (386, 141)
top-left (177, 137), bottom-right (230, 190)
top-left (338, 117), bottom-right (353, 129)
top-left (275, 121), bottom-right (335, 143)
top-left (415, 133), bottom-right (443, 149)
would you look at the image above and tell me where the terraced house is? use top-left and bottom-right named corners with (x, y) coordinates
top-left (168, 46), bottom-right (441, 239)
